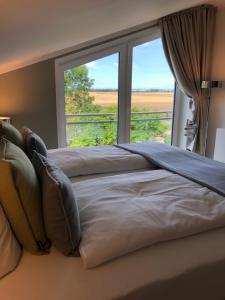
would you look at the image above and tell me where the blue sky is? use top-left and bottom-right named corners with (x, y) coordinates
top-left (85, 38), bottom-right (174, 90)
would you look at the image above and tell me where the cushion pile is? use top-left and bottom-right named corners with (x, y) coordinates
top-left (0, 121), bottom-right (81, 280)
top-left (0, 138), bottom-right (50, 254)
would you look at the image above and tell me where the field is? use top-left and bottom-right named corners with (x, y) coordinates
top-left (90, 92), bottom-right (174, 111)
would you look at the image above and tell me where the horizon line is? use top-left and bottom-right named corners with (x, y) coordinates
top-left (90, 88), bottom-right (174, 92)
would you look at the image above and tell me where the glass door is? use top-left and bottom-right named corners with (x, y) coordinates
top-left (130, 38), bottom-right (175, 144)
top-left (64, 53), bottom-right (119, 147)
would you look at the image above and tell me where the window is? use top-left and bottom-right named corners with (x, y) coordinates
top-left (55, 27), bottom-right (175, 147)
top-left (130, 39), bottom-right (174, 144)
top-left (64, 53), bottom-right (119, 147)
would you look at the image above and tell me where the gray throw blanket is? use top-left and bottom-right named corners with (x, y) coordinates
top-left (116, 142), bottom-right (225, 197)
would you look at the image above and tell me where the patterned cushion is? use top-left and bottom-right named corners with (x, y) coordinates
top-left (32, 151), bottom-right (81, 256)
top-left (0, 138), bottom-right (50, 254)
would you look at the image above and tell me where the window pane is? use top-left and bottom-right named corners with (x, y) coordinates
top-left (64, 53), bottom-right (119, 147)
top-left (130, 38), bottom-right (174, 144)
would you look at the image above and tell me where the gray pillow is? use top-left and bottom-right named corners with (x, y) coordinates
top-left (32, 151), bottom-right (81, 256)
top-left (21, 127), bottom-right (47, 160)
top-left (0, 121), bottom-right (25, 150)
top-left (0, 204), bottom-right (22, 279)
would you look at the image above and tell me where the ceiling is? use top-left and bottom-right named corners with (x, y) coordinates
top-left (0, 0), bottom-right (223, 74)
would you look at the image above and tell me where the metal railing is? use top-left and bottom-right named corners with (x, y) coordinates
top-left (65, 111), bottom-right (173, 145)
top-left (65, 111), bottom-right (173, 125)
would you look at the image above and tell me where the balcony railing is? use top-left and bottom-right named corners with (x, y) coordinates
top-left (65, 111), bottom-right (173, 146)
top-left (66, 111), bottom-right (173, 125)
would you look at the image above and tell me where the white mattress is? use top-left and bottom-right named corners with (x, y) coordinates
top-left (1, 227), bottom-right (225, 300)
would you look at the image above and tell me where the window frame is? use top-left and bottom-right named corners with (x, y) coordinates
top-left (55, 43), bottom-right (125, 147)
top-left (55, 26), bottom-right (175, 147)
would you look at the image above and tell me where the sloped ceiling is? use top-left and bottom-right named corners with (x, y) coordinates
top-left (0, 0), bottom-right (223, 74)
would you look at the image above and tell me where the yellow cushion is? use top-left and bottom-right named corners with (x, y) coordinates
top-left (0, 138), bottom-right (50, 254)
top-left (0, 204), bottom-right (22, 279)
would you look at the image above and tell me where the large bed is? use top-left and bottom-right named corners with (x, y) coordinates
top-left (1, 143), bottom-right (225, 300)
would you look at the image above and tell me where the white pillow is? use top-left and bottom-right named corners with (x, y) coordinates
top-left (0, 204), bottom-right (22, 279)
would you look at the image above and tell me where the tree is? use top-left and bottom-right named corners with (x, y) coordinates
top-left (64, 65), bottom-right (100, 114)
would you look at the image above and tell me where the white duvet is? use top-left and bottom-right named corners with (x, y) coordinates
top-left (48, 145), bottom-right (152, 177)
top-left (73, 169), bottom-right (225, 268)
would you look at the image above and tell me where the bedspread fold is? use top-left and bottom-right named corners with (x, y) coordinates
top-left (117, 142), bottom-right (225, 197)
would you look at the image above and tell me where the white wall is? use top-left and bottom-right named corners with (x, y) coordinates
top-left (206, 7), bottom-right (225, 158)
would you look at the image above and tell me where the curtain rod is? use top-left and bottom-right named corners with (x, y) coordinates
top-left (160, 4), bottom-right (217, 20)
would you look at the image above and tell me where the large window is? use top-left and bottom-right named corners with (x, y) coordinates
top-left (130, 38), bottom-right (174, 144)
top-left (55, 27), bottom-right (175, 147)
top-left (64, 53), bottom-right (119, 147)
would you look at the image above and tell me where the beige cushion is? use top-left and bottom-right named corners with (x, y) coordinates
top-left (0, 121), bottom-right (24, 150)
top-left (0, 138), bottom-right (50, 254)
top-left (0, 204), bottom-right (22, 279)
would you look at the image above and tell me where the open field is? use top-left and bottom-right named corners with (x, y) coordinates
top-left (90, 92), bottom-right (174, 111)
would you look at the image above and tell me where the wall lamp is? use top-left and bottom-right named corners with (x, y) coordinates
top-left (201, 80), bottom-right (224, 92)
top-left (201, 80), bottom-right (224, 103)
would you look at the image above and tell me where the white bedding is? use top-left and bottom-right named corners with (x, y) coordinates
top-left (48, 145), bottom-right (152, 177)
top-left (74, 169), bottom-right (225, 268)
top-left (2, 169), bottom-right (225, 299)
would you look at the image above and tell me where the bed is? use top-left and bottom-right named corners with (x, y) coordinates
top-left (1, 142), bottom-right (225, 300)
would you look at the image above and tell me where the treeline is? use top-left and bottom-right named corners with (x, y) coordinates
top-left (90, 88), bottom-right (173, 92)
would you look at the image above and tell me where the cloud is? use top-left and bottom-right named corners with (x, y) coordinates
top-left (85, 61), bottom-right (98, 69)
top-left (140, 42), bottom-right (151, 47)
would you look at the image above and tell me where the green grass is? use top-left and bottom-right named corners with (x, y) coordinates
top-left (66, 106), bottom-right (171, 147)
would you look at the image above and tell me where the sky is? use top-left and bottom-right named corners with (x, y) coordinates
top-left (85, 38), bottom-right (174, 90)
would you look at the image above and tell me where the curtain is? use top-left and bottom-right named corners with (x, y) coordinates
top-left (159, 5), bottom-right (217, 155)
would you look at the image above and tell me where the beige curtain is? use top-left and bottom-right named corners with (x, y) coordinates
top-left (159, 5), bottom-right (217, 155)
